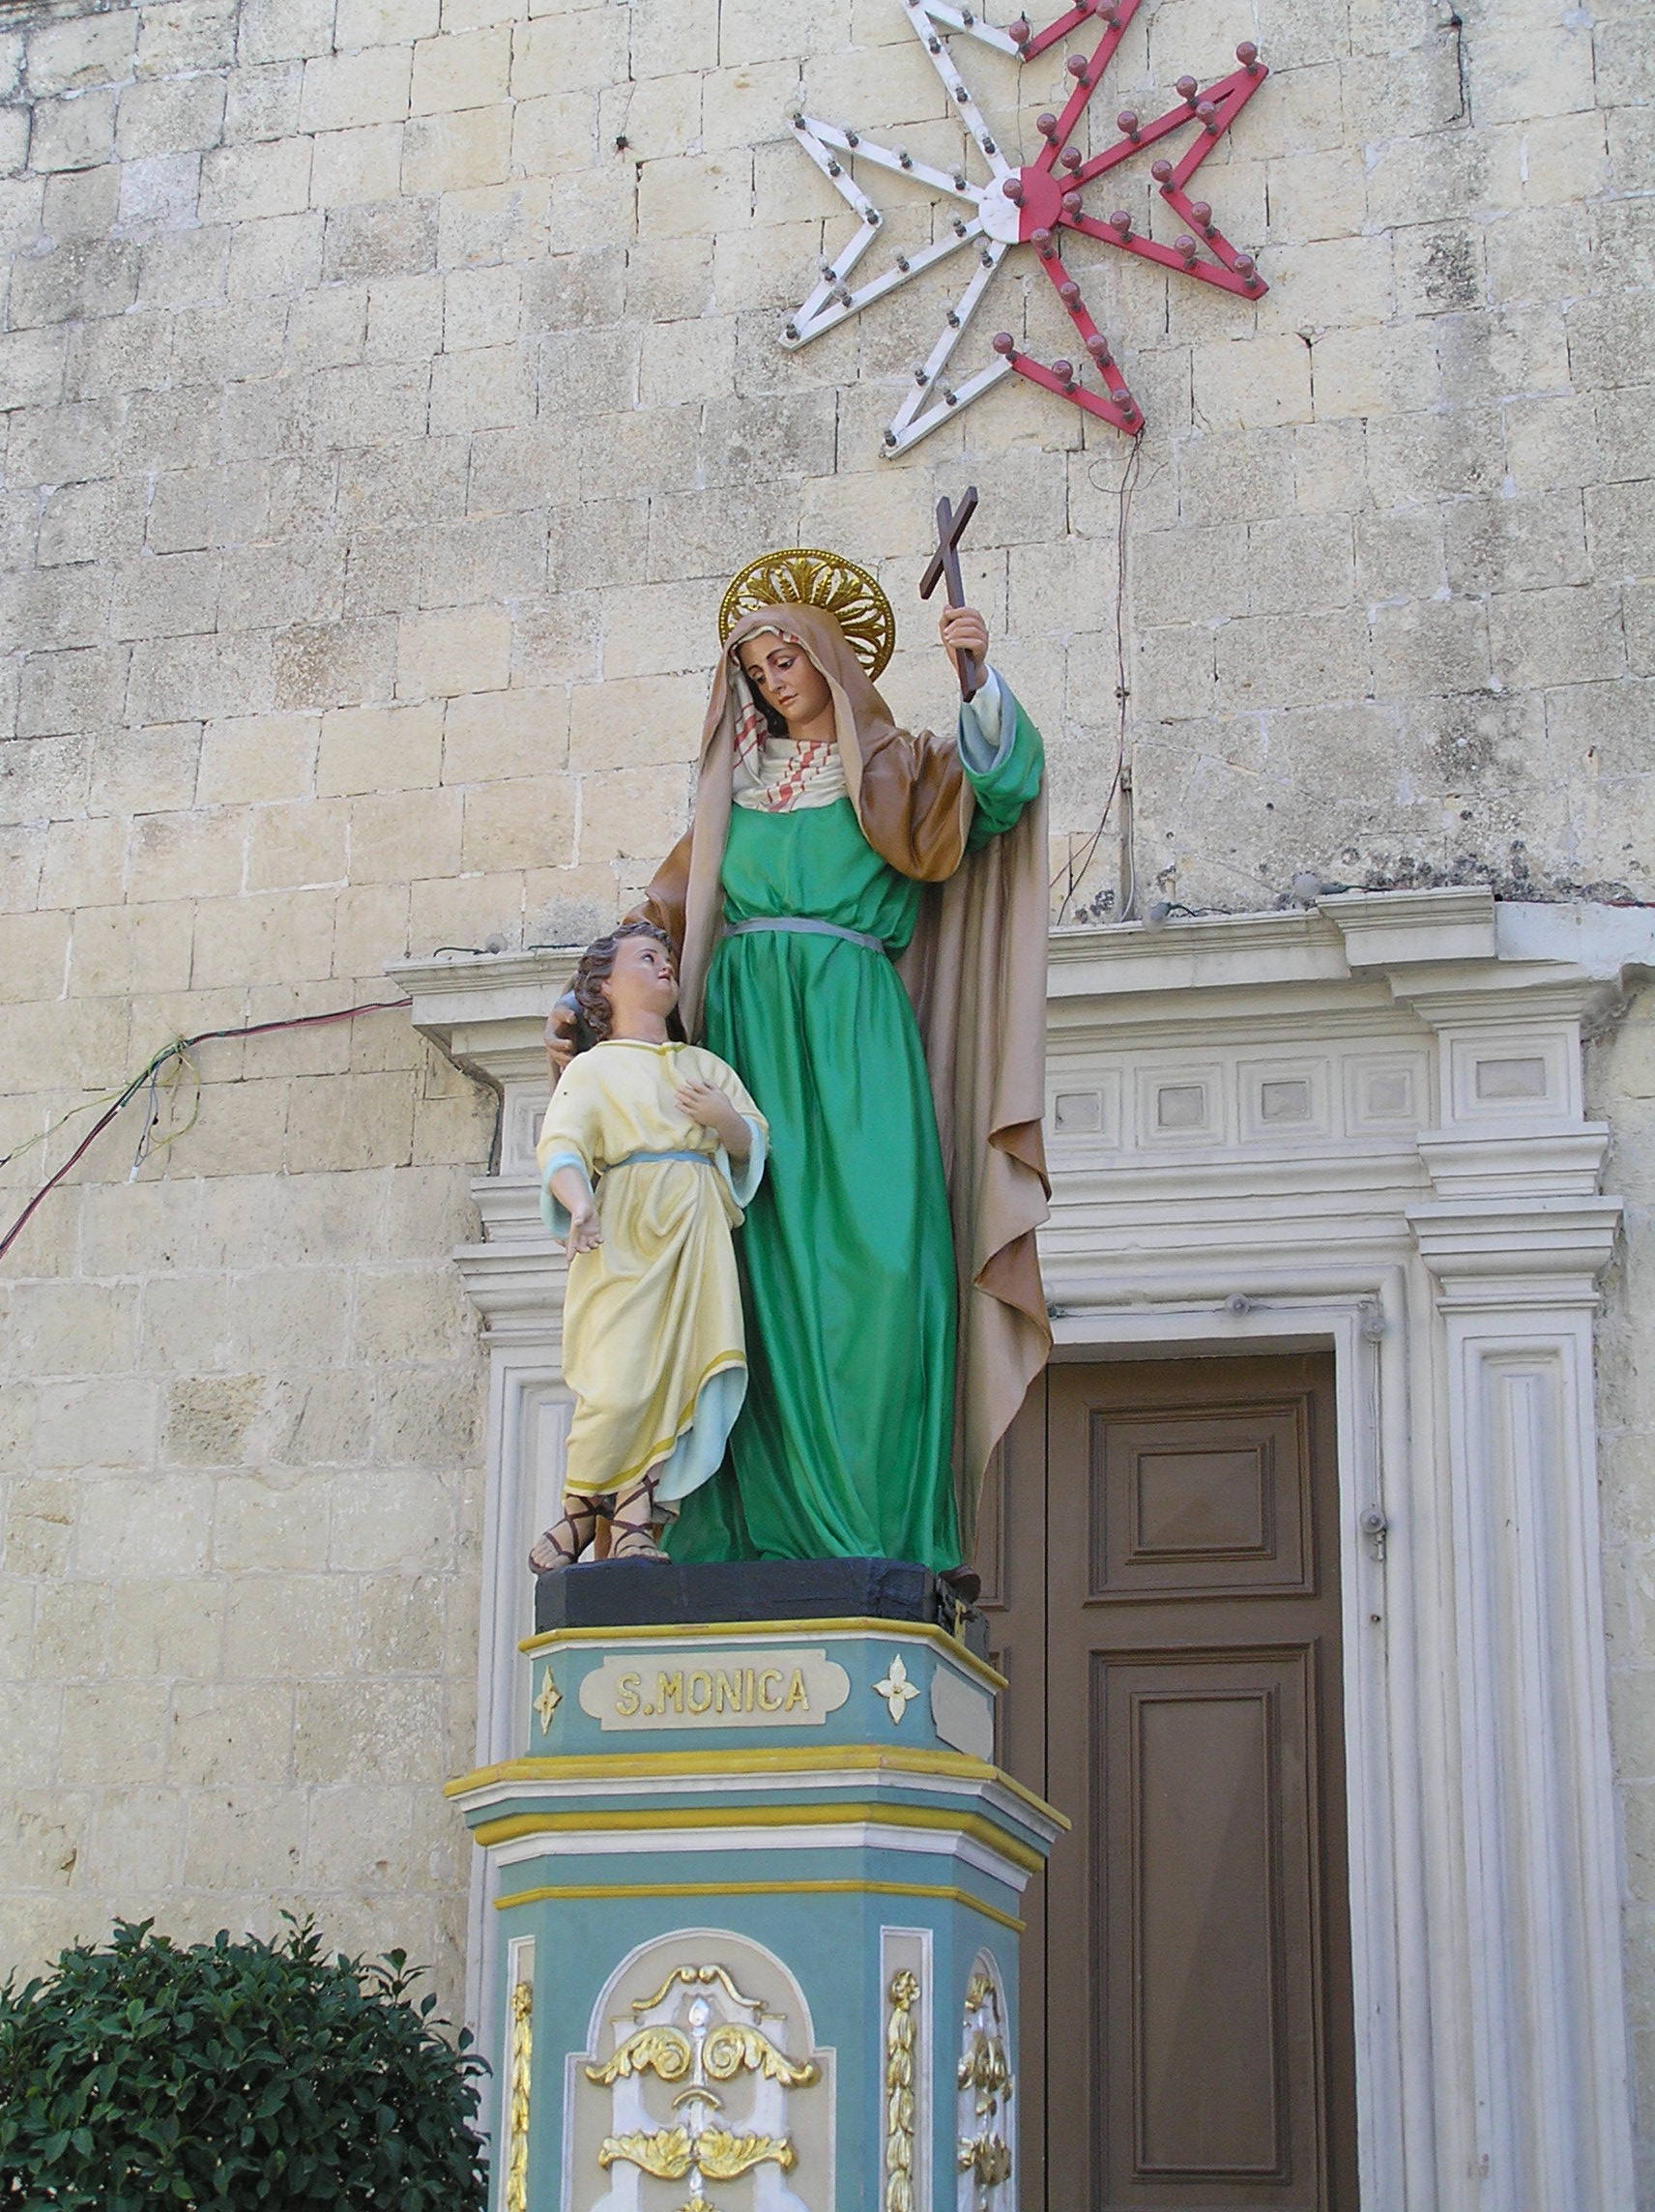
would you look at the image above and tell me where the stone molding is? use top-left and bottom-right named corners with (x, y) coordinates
top-left (397, 887), bottom-right (1646, 2209)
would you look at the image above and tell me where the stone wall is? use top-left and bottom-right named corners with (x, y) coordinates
top-left (0, 0), bottom-right (1651, 2169)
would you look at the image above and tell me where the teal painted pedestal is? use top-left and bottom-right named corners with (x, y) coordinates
top-left (450, 1599), bottom-right (1063, 2212)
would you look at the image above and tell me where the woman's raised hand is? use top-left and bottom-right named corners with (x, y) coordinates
top-left (939, 603), bottom-right (989, 677)
top-left (545, 999), bottom-right (577, 1088)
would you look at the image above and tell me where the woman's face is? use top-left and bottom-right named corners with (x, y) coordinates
top-left (737, 631), bottom-right (833, 737)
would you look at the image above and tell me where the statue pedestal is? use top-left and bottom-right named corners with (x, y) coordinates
top-left (448, 1561), bottom-right (1063, 2212)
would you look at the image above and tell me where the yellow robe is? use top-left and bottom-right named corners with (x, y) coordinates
top-left (536, 1040), bottom-right (768, 1504)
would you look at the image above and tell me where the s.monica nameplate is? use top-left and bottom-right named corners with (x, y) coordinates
top-left (579, 1649), bottom-right (853, 1731)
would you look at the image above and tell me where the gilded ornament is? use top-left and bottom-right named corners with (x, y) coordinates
top-left (884, 1967), bottom-right (919, 2212)
top-left (703, 2022), bottom-right (821, 2086)
top-left (534, 1667), bottom-right (561, 1732)
top-left (718, 547), bottom-right (896, 680)
top-left (693, 2125), bottom-right (799, 2180)
top-left (505, 1979), bottom-right (533, 2212)
top-left (584, 2024), bottom-right (694, 2085)
top-left (629, 1962), bottom-right (772, 2017)
top-left (955, 1965), bottom-right (1014, 2208)
top-left (598, 2125), bottom-right (695, 2180)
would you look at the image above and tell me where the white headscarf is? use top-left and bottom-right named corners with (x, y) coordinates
top-left (728, 625), bottom-right (851, 813)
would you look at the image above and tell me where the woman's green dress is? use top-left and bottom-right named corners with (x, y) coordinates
top-left (668, 697), bottom-right (1043, 1572)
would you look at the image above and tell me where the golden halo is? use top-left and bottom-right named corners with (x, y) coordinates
top-left (718, 547), bottom-right (895, 681)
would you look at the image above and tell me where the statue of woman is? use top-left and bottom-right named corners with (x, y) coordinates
top-left (552, 551), bottom-right (1051, 1575)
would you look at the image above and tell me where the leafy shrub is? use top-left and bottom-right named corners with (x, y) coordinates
top-left (0, 1917), bottom-right (489, 2209)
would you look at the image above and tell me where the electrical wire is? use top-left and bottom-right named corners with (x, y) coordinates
top-left (1055, 428), bottom-right (1142, 922)
top-left (0, 998), bottom-right (413, 1267)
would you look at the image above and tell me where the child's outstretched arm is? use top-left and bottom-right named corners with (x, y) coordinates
top-left (549, 1164), bottom-right (602, 1252)
top-left (676, 1077), bottom-right (752, 1163)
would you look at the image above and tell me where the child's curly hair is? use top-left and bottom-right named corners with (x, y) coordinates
top-left (566, 920), bottom-right (683, 1053)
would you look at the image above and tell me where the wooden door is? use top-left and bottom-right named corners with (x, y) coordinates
top-left (977, 1354), bottom-right (1359, 2211)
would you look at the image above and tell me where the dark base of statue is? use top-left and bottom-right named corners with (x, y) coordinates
top-left (452, 1556), bottom-right (1058, 2208)
top-left (533, 1552), bottom-right (988, 1656)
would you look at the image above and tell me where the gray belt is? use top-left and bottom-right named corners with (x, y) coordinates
top-left (724, 917), bottom-right (888, 955)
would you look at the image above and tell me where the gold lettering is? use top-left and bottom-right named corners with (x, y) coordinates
top-left (784, 1668), bottom-right (809, 1713)
top-left (687, 1671), bottom-right (713, 1715)
top-left (615, 1672), bottom-right (642, 1718)
top-left (655, 1671), bottom-right (683, 1714)
top-left (745, 1668), bottom-right (757, 1711)
top-left (758, 1670), bottom-right (784, 1711)
top-left (714, 1669), bottom-right (745, 1714)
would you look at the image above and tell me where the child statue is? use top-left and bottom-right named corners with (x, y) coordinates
top-left (529, 921), bottom-right (768, 1569)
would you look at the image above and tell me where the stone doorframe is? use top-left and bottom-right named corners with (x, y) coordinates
top-left (398, 884), bottom-right (1648, 2212)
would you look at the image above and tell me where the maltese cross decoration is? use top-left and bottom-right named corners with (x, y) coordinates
top-left (781, 0), bottom-right (1268, 453)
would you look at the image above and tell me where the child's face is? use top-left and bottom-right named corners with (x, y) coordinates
top-left (602, 934), bottom-right (680, 1024)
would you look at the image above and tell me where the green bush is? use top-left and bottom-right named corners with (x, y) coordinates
top-left (0, 1917), bottom-right (489, 2209)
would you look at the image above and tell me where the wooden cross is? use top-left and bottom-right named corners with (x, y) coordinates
top-left (920, 484), bottom-right (980, 701)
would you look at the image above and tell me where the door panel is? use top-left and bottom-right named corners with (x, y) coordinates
top-left (981, 1355), bottom-right (1357, 2212)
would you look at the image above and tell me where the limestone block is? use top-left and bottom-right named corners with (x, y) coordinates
top-left (395, 605), bottom-right (510, 698)
top-left (510, 10), bottom-right (624, 99)
top-left (357, 1572), bottom-right (446, 1672)
top-left (1371, 597), bottom-right (1491, 699)
top-left (411, 1078), bottom-right (494, 1164)
top-left (410, 24), bottom-right (509, 112)
top-left (1368, 406), bottom-right (1502, 509)
top-left (1356, 509), bottom-right (1446, 604)
top-left (124, 808), bottom-right (243, 902)
top-left (509, 89), bottom-right (595, 176)
top-left (1470, 15), bottom-right (1595, 126)
top-left (322, 192), bottom-right (438, 279)
top-left (599, 69), bottom-right (699, 165)
top-left (1264, 146), bottom-right (1366, 245)
top-left (1490, 586), bottom-right (1629, 690)
top-left (116, 151), bottom-right (204, 232)
top-left (567, 669), bottom-right (706, 771)
top-left (407, 865), bottom-right (526, 948)
top-left (116, 73), bottom-right (227, 161)
top-left (304, 1784), bottom-right (416, 1887)
top-left (0, 1790), bottom-right (91, 1888)
top-left (294, 1675), bottom-right (445, 1782)
top-left (0, 326), bottom-right (67, 413)
top-left (1214, 607), bottom-right (1370, 713)
top-left (160, 1374), bottom-right (266, 1469)
top-left (426, 330), bottom-right (528, 423)
top-left (0, 104), bottom-right (27, 178)
top-left (597, 583), bottom-right (723, 684)
top-left (75, 1177), bottom-right (196, 1280)
top-left (637, 312), bottom-right (738, 408)
top-left (29, 88), bottom-right (117, 173)
top-left (40, 814), bottom-right (126, 916)
top-left (434, 174), bottom-right (549, 267)
top-left (198, 133), bottom-right (313, 221)
top-left (309, 119), bottom-right (405, 205)
top-left (439, 685), bottom-right (565, 782)
top-left (135, 0), bottom-right (240, 79)
top-left (212, 1467), bottom-right (333, 1571)
top-left (87, 719), bottom-right (201, 818)
top-left (575, 762), bottom-right (690, 862)
top-left (458, 774), bottom-right (574, 870)
top-left (441, 258), bottom-right (518, 348)
top-left (242, 798), bottom-right (347, 891)
top-left (10, 237), bottom-right (139, 327)
top-left (272, 617), bottom-right (395, 710)
top-left (110, 549), bottom-right (221, 642)
top-left (374, 1366), bottom-right (481, 1466)
top-left (28, 1580), bottom-right (110, 1683)
top-left (169, 1680), bottom-right (294, 1785)
top-left (1446, 490), bottom-right (1589, 595)
top-left (8, 1288), bottom-right (142, 1388)
top-left (5, 1478), bottom-right (75, 1578)
top-left (1626, 587), bottom-right (1655, 682)
top-left (263, 1365), bottom-right (375, 1466)
top-left (222, 59), bottom-right (303, 144)
top-left (1592, 391), bottom-right (1655, 491)
top-left (1500, 111), bottom-right (1611, 207)
top-left (1586, 482), bottom-right (1655, 582)
top-left (1487, 206), bottom-right (1596, 312)
top-left (1129, 522), bottom-right (1250, 629)
top-left (59, 1680), bottom-right (170, 1786)
top-left (332, 879), bottom-right (412, 975)
top-left (636, 152), bottom-right (750, 242)
top-left (237, 0), bottom-right (336, 67)
top-left (351, 1265), bottom-right (473, 1363)
top-left (338, 0), bottom-right (440, 40)
top-left (284, 1068), bottom-right (417, 1170)
top-left (223, 1573), bottom-right (355, 1677)
top-left (26, 11), bottom-right (138, 99)
top-left (182, 1787), bottom-right (305, 1886)
top-left (301, 44), bottom-right (411, 134)
top-left (337, 430), bottom-right (464, 528)
top-left (73, 1472), bottom-right (214, 1580)
top-left (352, 789), bottom-right (459, 888)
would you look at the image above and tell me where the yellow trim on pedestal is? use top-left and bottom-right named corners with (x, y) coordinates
top-left (445, 1742), bottom-right (1067, 1831)
top-left (469, 1797), bottom-right (1047, 1876)
top-left (518, 1615), bottom-right (1007, 1694)
top-left (495, 1876), bottom-right (1023, 1935)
